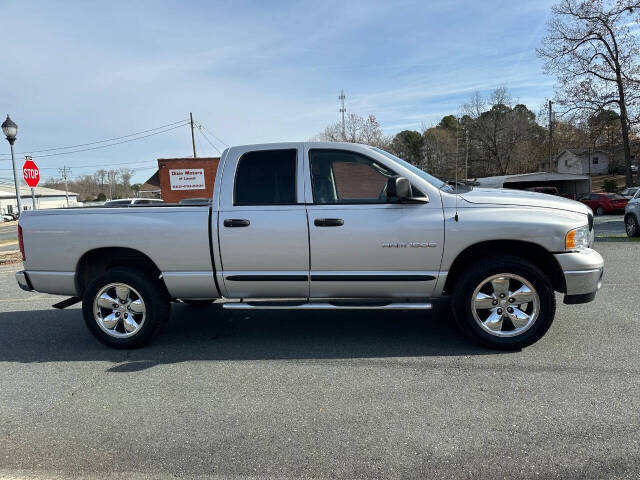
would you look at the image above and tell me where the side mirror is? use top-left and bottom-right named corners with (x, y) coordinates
top-left (386, 176), bottom-right (412, 202)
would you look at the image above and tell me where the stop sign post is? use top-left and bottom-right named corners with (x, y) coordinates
top-left (23, 157), bottom-right (40, 210)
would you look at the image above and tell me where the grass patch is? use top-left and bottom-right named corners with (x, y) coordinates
top-left (595, 234), bottom-right (640, 242)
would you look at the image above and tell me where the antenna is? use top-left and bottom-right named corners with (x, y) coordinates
top-left (339, 89), bottom-right (346, 139)
top-left (454, 118), bottom-right (459, 222)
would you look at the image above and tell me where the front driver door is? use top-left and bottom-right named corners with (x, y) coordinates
top-left (305, 147), bottom-right (444, 299)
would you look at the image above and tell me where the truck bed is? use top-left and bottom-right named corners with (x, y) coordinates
top-left (19, 205), bottom-right (218, 298)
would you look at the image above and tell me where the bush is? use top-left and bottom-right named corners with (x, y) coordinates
top-left (96, 193), bottom-right (106, 201)
top-left (602, 179), bottom-right (618, 193)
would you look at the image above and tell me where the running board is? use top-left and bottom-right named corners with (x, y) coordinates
top-left (222, 301), bottom-right (432, 310)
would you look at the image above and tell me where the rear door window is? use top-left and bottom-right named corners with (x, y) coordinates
top-left (234, 149), bottom-right (297, 205)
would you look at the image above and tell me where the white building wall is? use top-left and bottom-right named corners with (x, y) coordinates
top-left (556, 152), bottom-right (581, 175)
top-left (587, 153), bottom-right (609, 175)
top-left (0, 195), bottom-right (78, 214)
top-left (556, 151), bottom-right (609, 175)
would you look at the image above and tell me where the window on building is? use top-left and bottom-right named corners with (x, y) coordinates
top-left (234, 149), bottom-right (297, 205)
top-left (593, 157), bottom-right (599, 164)
top-left (309, 149), bottom-right (402, 204)
top-left (565, 159), bottom-right (569, 167)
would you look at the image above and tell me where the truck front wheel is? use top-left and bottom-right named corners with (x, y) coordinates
top-left (82, 267), bottom-right (170, 348)
top-left (451, 256), bottom-right (556, 350)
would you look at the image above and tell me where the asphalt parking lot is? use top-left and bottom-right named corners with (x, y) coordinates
top-left (1, 242), bottom-right (639, 479)
top-left (0, 222), bottom-right (18, 252)
top-left (594, 213), bottom-right (626, 235)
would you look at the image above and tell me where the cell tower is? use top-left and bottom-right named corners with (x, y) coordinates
top-left (339, 89), bottom-right (346, 138)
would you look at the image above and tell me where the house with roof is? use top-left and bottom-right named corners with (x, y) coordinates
top-left (555, 149), bottom-right (609, 175)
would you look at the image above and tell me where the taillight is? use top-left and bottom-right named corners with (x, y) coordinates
top-left (18, 224), bottom-right (25, 261)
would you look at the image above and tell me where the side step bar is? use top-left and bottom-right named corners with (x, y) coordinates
top-left (223, 301), bottom-right (432, 310)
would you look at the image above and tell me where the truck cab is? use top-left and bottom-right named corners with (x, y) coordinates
top-left (215, 143), bottom-right (444, 300)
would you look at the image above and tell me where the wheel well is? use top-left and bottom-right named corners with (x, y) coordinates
top-left (442, 240), bottom-right (566, 295)
top-left (75, 247), bottom-right (167, 297)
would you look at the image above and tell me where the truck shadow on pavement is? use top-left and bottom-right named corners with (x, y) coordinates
top-left (0, 300), bottom-right (507, 370)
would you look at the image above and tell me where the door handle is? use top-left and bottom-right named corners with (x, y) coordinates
top-left (314, 218), bottom-right (344, 227)
top-left (224, 218), bottom-right (250, 228)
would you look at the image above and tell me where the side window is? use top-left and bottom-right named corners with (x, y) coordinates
top-left (234, 149), bottom-right (297, 205)
top-left (309, 149), bottom-right (402, 204)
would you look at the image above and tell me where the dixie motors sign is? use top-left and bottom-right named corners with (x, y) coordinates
top-left (169, 168), bottom-right (205, 191)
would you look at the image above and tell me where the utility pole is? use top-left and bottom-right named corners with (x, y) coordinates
top-left (59, 166), bottom-right (71, 207)
top-left (548, 100), bottom-right (553, 171)
top-left (190, 112), bottom-right (197, 158)
top-left (339, 90), bottom-right (346, 139)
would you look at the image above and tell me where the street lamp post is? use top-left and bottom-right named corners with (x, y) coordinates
top-left (2, 115), bottom-right (23, 216)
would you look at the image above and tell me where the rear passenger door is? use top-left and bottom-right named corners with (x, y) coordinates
top-left (217, 145), bottom-right (309, 299)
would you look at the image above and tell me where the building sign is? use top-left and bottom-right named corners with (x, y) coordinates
top-left (169, 168), bottom-right (205, 190)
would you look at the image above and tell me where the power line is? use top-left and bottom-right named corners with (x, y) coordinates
top-left (196, 125), bottom-right (222, 154)
top-left (198, 123), bottom-right (228, 148)
top-left (0, 118), bottom-right (189, 157)
top-left (0, 159), bottom-right (158, 171)
top-left (10, 123), bottom-right (189, 159)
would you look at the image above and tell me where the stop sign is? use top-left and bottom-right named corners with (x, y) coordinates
top-left (22, 159), bottom-right (40, 188)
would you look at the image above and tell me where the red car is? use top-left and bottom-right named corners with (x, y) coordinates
top-left (579, 193), bottom-right (628, 215)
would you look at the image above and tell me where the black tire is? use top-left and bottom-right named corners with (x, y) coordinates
top-left (451, 256), bottom-right (556, 350)
top-left (82, 267), bottom-right (170, 348)
top-left (596, 206), bottom-right (604, 216)
top-left (625, 214), bottom-right (640, 237)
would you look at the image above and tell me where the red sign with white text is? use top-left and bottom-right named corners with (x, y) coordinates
top-left (23, 158), bottom-right (40, 188)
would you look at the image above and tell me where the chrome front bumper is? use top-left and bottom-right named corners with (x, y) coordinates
top-left (15, 270), bottom-right (33, 292)
top-left (553, 249), bottom-right (604, 304)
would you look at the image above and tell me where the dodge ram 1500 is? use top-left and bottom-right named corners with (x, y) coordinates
top-left (15, 142), bottom-right (603, 349)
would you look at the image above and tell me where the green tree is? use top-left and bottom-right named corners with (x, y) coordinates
top-left (390, 130), bottom-right (424, 166)
top-left (437, 115), bottom-right (459, 131)
top-left (462, 88), bottom-right (545, 175)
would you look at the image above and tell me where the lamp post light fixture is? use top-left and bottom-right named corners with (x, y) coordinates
top-left (2, 115), bottom-right (23, 216)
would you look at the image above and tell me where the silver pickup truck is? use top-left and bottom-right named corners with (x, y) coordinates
top-left (15, 142), bottom-right (603, 350)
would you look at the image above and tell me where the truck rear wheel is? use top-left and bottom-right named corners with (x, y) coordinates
top-left (451, 256), bottom-right (556, 350)
top-left (82, 267), bottom-right (170, 348)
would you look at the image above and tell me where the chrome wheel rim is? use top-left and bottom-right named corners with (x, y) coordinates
top-left (471, 273), bottom-right (540, 338)
top-left (626, 217), bottom-right (636, 235)
top-left (93, 283), bottom-right (146, 338)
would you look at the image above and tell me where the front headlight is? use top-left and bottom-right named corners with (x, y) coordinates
top-left (566, 225), bottom-right (589, 250)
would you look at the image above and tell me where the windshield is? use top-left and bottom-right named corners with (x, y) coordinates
top-left (369, 147), bottom-right (451, 191)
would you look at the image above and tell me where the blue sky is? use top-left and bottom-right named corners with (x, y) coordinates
top-left (0, 0), bottom-right (556, 183)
